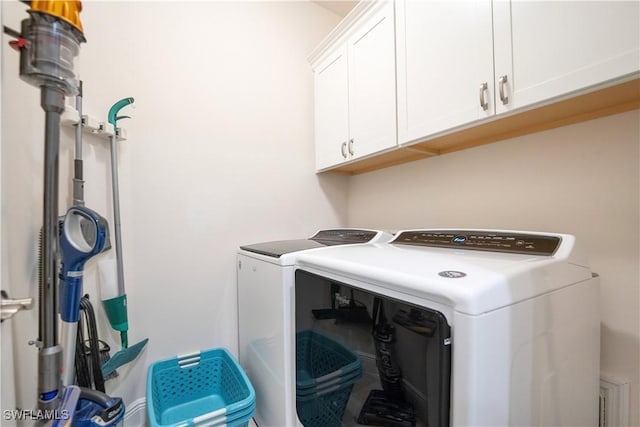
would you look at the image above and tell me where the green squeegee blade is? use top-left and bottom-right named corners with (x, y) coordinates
top-left (101, 338), bottom-right (149, 377)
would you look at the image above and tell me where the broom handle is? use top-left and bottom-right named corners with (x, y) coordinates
top-left (107, 98), bottom-right (133, 296)
top-left (110, 133), bottom-right (125, 296)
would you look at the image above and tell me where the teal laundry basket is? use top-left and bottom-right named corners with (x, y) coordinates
top-left (296, 329), bottom-right (362, 389)
top-left (147, 348), bottom-right (255, 427)
top-left (295, 330), bottom-right (362, 427)
top-left (297, 382), bottom-right (356, 427)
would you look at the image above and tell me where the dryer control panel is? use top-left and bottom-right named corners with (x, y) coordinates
top-left (391, 230), bottom-right (561, 256)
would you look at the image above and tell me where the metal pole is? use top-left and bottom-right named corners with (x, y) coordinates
top-left (110, 133), bottom-right (125, 297)
top-left (73, 81), bottom-right (84, 207)
top-left (37, 85), bottom-right (65, 411)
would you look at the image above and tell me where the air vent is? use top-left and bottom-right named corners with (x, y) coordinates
top-left (599, 376), bottom-right (630, 427)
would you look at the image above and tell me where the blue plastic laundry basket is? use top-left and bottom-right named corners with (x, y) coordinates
top-left (295, 330), bottom-right (362, 427)
top-left (296, 367), bottom-right (362, 397)
top-left (190, 401), bottom-right (256, 427)
top-left (147, 348), bottom-right (255, 427)
top-left (296, 330), bottom-right (362, 389)
top-left (296, 381), bottom-right (356, 427)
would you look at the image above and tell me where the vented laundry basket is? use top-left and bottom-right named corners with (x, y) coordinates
top-left (297, 382), bottom-right (356, 427)
top-left (296, 368), bottom-right (361, 397)
top-left (295, 330), bottom-right (362, 427)
top-left (296, 329), bottom-right (362, 389)
top-left (147, 347), bottom-right (255, 427)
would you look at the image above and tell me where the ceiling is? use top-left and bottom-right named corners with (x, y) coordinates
top-left (312, 0), bottom-right (359, 17)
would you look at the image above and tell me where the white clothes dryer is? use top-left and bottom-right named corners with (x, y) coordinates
top-left (237, 229), bottom-right (393, 427)
top-left (293, 229), bottom-right (600, 427)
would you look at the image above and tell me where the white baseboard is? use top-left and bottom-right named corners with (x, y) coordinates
top-left (124, 397), bottom-right (147, 427)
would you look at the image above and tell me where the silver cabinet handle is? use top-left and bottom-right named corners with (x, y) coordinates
top-left (1, 290), bottom-right (33, 322)
top-left (498, 75), bottom-right (509, 105)
top-left (479, 82), bottom-right (489, 111)
top-left (341, 141), bottom-right (347, 159)
top-left (348, 138), bottom-right (354, 156)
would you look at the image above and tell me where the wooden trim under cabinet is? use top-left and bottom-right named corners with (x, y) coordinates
top-left (323, 77), bottom-right (640, 175)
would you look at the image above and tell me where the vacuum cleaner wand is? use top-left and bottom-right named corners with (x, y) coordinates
top-left (73, 81), bottom-right (85, 207)
top-left (7, 0), bottom-right (86, 410)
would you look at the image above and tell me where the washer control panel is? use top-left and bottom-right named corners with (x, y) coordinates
top-left (391, 230), bottom-right (561, 256)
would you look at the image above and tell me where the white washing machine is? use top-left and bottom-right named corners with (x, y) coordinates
top-left (293, 229), bottom-right (600, 427)
top-left (237, 229), bottom-right (393, 427)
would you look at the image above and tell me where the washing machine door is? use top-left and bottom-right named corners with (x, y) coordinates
top-left (294, 269), bottom-right (452, 427)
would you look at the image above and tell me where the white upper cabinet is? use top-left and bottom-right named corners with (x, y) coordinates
top-left (396, 0), bottom-right (495, 145)
top-left (314, 46), bottom-right (349, 171)
top-left (311, 0), bottom-right (639, 174)
top-left (397, 0), bottom-right (640, 145)
top-left (312, 1), bottom-right (397, 171)
top-left (492, 0), bottom-right (639, 113)
top-left (347, 1), bottom-right (397, 161)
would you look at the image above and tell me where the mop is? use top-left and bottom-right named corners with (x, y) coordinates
top-left (100, 97), bottom-right (148, 377)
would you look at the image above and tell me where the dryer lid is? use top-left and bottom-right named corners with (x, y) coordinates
top-left (240, 229), bottom-right (387, 258)
top-left (240, 239), bottom-right (327, 258)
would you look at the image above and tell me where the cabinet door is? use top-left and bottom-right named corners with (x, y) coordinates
top-left (493, 1), bottom-right (640, 113)
top-left (314, 46), bottom-right (349, 170)
top-left (348, 1), bottom-right (397, 159)
top-left (396, 0), bottom-right (494, 145)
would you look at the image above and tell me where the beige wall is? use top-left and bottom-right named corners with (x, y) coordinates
top-left (348, 110), bottom-right (640, 425)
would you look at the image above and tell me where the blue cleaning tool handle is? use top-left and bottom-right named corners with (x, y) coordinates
top-left (59, 275), bottom-right (83, 323)
top-left (59, 206), bottom-right (107, 322)
top-left (60, 206), bottom-right (106, 272)
top-left (108, 97), bottom-right (134, 127)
